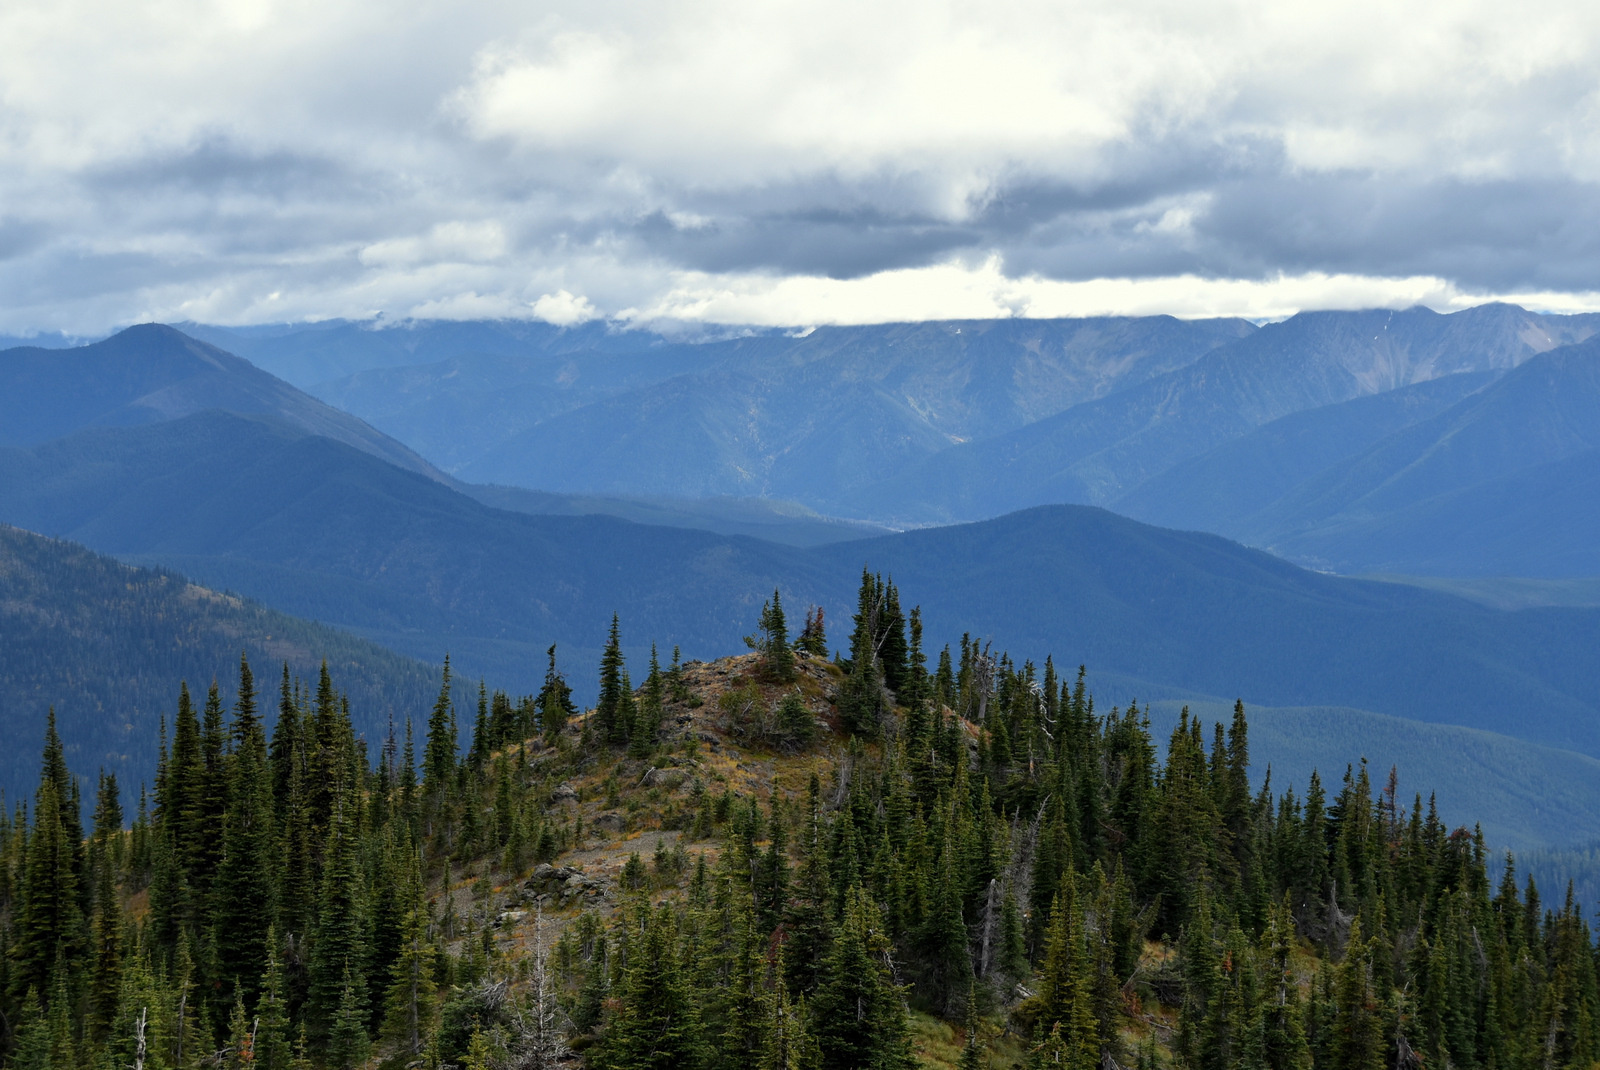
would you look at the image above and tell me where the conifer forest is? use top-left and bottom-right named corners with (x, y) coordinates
top-left (2, 571), bottom-right (1595, 1070)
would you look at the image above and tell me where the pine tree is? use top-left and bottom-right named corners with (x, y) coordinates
top-left (959, 982), bottom-right (986, 1070)
top-left (749, 589), bottom-right (796, 683)
top-left (596, 906), bottom-right (708, 1070)
top-left (1026, 876), bottom-right (1098, 1070)
top-left (776, 690), bottom-right (815, 750)
top-left (214, 653), bottom-right (278, 1007)
top-left (326, 965), bottom-right (373, 1069)
top-left (86, 829), bottom-right (123, 1044)
top-left (10, 988), bottom-right (51, 1070)
top-left (810, 887), bottom-right (915, 1070)
top-left (595, 615), bottom-right (629, 748)
top-left (795, 605), bottom-right (828, 658)
top-left (382, 851), bottom-right (439, 1056)
top-left (537, 644), bottom-right (577, 746)
top-left (1328, 917), bottom-right (1388, 1070)
top-left (423, 657), bottom-right (457, 795)
top-left (10, 770), bottom-right (84, 1004)
top-left (307, 799), bottom-right (369, 1046)
top-left (256, 929), bottom-right (295, 1070)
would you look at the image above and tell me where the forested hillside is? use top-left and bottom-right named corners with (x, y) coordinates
top-left (0, 525), bottom-right (437, 799)
top-left (8, 411), bottom-right (1600, 764)
top-left (1, 573), bottom-right (1593, 1070)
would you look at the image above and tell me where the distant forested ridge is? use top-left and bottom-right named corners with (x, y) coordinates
top-left (0, 571), bottom-right (1591, 1070)
top-left (0, 524), bottom-right (436, 798)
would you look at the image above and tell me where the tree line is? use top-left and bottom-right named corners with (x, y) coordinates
top-left (0, 569), bottom-right (1595, 1069)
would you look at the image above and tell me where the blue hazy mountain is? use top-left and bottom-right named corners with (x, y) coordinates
top-left (4, 411), bottom-right (1600, 762)
top-left (310, 346), bottom-right (728, 470)
top-left (854, 304), bottom-right (1600, 524)
top-left (1240, 335), bottom-right (1600, 575)
top-left (1115, 371), bottom-right (1500, 534)
top-left (453, 316), bottom-right (1255, 500)
top-left (213, 307), bottom-right (1600, 581)
top-left (464, 484), bottom-right (890, 547)
top-left (0, 523), bottom-right (435, 800)
top-left (180, 317), bottom-right (706, 387)
top-left (0, 323), bottom-right (446, 481)
top-left (1120, 332), bottom-right (1600, 576)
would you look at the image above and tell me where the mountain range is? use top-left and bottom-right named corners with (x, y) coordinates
top-left (0, 323), bottom-right (444, 480)
top-left (183, 305), bottom-right (1600, 577)
top-left (5, 403), bottom-right (1600, 761)
top-left (6, 317), bottom-right (1600, 846)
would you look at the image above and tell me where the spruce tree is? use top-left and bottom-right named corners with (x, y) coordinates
top-left (214, 653), bottom-right (278, 1007)
top-left (382, 851), bottom-right (439, 1057)
top-left (306, 800), bottom-right (369, 1047)
top-left (423, 657), bottom-right (457, 795)
top-left (10, 774), bottom-right (84, 1005)
top-left (86, 831), bottom-right (123, 1044)
top-left (326, 965), bottom-right (373, 1069)
top-left (596, 906), bottom-right (708, 1070)
top-left (595, 615), bottom-right (629, 748)
top-left (750, 589), bottom-right (796, 683)
top-left (809, 887), bottom-right (914, 1070)
top-left (256, 930), bottom-right (295, 1070)
top-left (536, 644), bottom-right (577, 746)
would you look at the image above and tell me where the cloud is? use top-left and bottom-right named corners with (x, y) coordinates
top-left (531, 289), bottom-right (600, 326)
top-left (2, 0), bottom-right (1600, 332)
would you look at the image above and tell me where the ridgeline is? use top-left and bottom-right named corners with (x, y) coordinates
top-left (0, 573), bottom-right (1589, 1070)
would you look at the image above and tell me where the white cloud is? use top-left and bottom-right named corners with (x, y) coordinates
top-left (531, 289), bottom-right (601, 326)
top-left (2, 0), bottom-right (1600, 333)
top-left (619, 258), bottom-right (1600, 327)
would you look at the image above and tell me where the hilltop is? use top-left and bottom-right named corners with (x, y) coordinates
top-left (3, 574), bottom-right (1599, 1070)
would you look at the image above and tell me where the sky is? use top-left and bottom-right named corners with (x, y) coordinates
top-left (4, 0), bottom-right (1600, 333)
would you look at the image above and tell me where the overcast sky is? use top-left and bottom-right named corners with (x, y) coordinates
top-left (4, 0), bottom-right (1600, 333)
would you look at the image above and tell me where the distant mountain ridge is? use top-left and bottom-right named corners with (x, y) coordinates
top-left (213, 305), bottom-right (1600, 580)
top-left (454, 316), bottom-right (1256, 499)
top-left (1122, 332), bottom-right (1600, 575)
top-left (853, 303), bottom-right (1600, 524)
top-left (0, 323), bottom-right (447, 481)
top-left (4, 409), bottom-right (1600, 764)
top-left (15, 309), bottom-right (1600, 576)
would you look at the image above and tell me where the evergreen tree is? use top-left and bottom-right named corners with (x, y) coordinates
top-left (423, 657), bottom-right (457, 795)
top-left (256, 929), bottom-right (295, 1070)
top-left (306, 799), bottom-right (369, 1046)
top-left (795, 605), bottom-right (828, 658)
top-left (595, 906), bottom-right (708, 1070)
top-left (382, 851), bottom-right (439, 1056)
top-left (810, 887), bottom-right (915, 1070)
top-left (214, 653), bottom-right (278, 1007)
top-left (10, 773), bottom-right (84, 1005)
top-left (537, 644), bottom-right (578, 746)
top-left (749, 589), bottom-right (796, 683)
top-left (595, 615), bottom-right (629, 748)
top-left (326, 965), bottom-right (373, 1069)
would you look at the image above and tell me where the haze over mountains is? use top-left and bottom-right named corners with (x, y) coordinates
top-left (4, 306), bottom-right (1600, 846)
top-left (0, 324), bottom-right (445, 480)
top-left (186, 304), bottom-right (1600, 576)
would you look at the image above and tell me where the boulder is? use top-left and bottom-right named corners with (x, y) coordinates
top-left (591, 812), bottom-right (626, 834)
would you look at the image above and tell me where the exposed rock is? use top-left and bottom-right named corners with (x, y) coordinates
top-left (550, 782), bottom-right (579, 805)
top-left (642, 767), bottom-right (686, 790)
top-left (591, 812), bottom-right (626, 834)
top-left (522, 863), bottom-right (607, 907)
